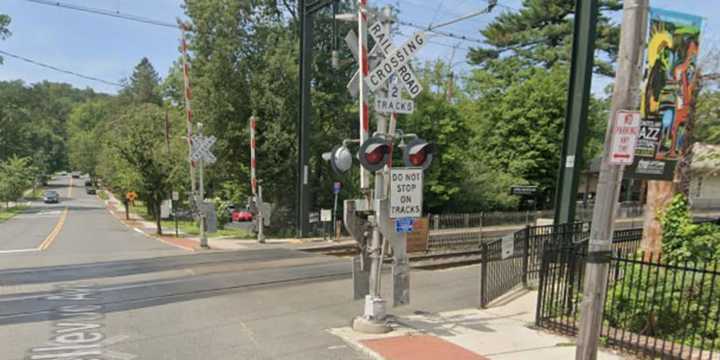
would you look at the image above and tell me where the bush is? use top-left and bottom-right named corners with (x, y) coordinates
top-left (212, 198), bottom-right (232, 230)
top-left (661, 195), bottom-right (720, 263)
top-left (604, 261), bottom-right (720, 351)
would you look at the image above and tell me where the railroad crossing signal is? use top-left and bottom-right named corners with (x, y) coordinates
top-left (190, 135), bottom-right (217, 164)
top-left (358, 136), bottom-right (391, 172)
top-left (402, 138), bottom-right (434, 170)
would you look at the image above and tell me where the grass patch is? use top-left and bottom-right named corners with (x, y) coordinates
top-left (132, 200), bottom-right (252, 239)
top-left (97, 190), bottom-right (109, 201)
top-left (160, 219), bottom-right (253, 239)
top-left (22, 187), bottom-right (42, 200)
top-left (0, 205), bottom-right (28, 223)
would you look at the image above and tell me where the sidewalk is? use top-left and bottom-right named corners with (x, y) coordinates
top-left (330, 290), bottom-right (627, 360)
top-left (102, 190), bottom-right (335, 251)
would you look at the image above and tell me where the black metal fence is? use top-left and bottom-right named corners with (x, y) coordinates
top-left (536, 245), bottom-right (720, 359)
top-left (480, 223), bottom-right (596, 308)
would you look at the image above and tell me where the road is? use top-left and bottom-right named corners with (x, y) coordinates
top-left (0, 175), bottom-right (482, 359)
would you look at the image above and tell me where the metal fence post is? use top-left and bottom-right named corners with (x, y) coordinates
top-left (480, 241), bottom-right (489, 308)
top-left (479, 211), bottom-right (484, 241)
top-left (464, 213), bottom-right (470, 228)
top-left (522, 225), bottom-right (530, 287)
top-left (433, 214), bottom-right (439, 231)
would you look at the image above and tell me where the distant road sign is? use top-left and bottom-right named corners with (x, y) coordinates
top-left (390, 168), bottom-right (423, 219)
top-left (191, 135), bottom-right (217, 164)
top-left (510, 186), bottom-right (538, 196)
top-left (321, 209), bottom-right (332, 222)
top-left (309, 212), bottom-right (320, 224)
top-left (333, 182), bottom-right (342, 194)
top-left (610, 110), bottom-right (641, 165)
top-left (395, 217), bottom-right (415, 233)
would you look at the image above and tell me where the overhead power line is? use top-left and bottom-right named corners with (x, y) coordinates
top-left (0, 49), bottom-right (123, 87)
top-left (25, 0), bottom-right (179, 29)
top-left (398, 20), bottom-right (485, 44)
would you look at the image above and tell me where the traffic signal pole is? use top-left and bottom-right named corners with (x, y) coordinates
top-left (575, 1), bottom-right (648, 358)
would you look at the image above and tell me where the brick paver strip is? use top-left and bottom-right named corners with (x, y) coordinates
top-left (361, 335), bottom-right (490, 360)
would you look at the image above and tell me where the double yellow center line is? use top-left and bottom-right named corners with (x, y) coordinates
top-left (36, 176), bottom-right (73, 251)
top-left (37, 207), bottom-right (68, 251)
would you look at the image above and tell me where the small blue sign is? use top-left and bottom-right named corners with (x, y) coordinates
top-left (333, 182), bottom-right (342, 194)
top-left (395, 218), bottom-right (415, 233)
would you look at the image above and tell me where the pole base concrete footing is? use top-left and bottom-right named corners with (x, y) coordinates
top-left (352, 316), bottom-right (392, 334)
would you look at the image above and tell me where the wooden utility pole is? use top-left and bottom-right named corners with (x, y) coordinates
top-left (575, 1), bottom-right (648, 359)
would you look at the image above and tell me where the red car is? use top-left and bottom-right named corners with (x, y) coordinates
top-left (232, 210), bottom-right (253, 222)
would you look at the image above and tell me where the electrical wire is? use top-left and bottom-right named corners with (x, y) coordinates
top-left (398, 20), bottom-right (485, 44)
top-left (0, 49), bottom-right (123, 87)
top-left (396, 31), bottom-right (472, 52)
top-left (25, 0), bottom-right (179, 29)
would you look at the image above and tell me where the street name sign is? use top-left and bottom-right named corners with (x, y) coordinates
top-left (390, 168), bottom-right (423, 219)
top-left (610, 111), bottom-right (641, 165)
top-left (510, 185), bottom-right (538, 196)
top-left (367, 31), bottom-right (426, 93)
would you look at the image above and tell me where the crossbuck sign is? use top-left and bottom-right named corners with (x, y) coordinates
top-left (367, 28), bottom-right (426, 94)
top-left (345, 26), bottom-right (425, 99)
top-left (191, 135), bottom-right (217, 164)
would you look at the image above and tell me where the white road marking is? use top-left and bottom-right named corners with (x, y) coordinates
top-left (0, 248), bottom-right (41, 254)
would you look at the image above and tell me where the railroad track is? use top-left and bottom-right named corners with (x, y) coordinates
top-left (299, 243), bottom-right (483, 270)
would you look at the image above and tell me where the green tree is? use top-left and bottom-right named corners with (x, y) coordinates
top-left (101, 104), bottom-right (186, 234)
top-left (696, 90), bottom-right (720, 145)
top-left (121, 57), bottom-right (162, 105)
top-left (469, 0), bottom-right (622, 76)
top-left (0, 156), bottom-right (34, 207)
top-left (67, 99), bottom-right (114, 180)
top-left (461, 63), bottom-right (607, 207)
top-left (0, 13), bottom-right (11, 63)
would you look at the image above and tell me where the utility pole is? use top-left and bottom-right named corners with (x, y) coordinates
top-left (575, 1), bottom-right (648, 358)
top-left (553, 0), bottom-right (598, 226)
top-left (179, 21), bottom-right (197, 209)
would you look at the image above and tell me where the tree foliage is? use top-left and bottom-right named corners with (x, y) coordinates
top-left (469, 0), bottom-right (622, 76)
top-left (121, 57), bottom-right (162, 105)
top-left (696, 90), bottom-right (720, 145)
top-left (0, 156), bottom-right (34, 206)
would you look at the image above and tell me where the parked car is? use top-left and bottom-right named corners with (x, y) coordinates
top-left (43, 191), bottom-right (60, 204)
top-left (232, 208), bottom-right (253, 222)
top-left (71, 171), bottom-right (81, 179)
top-left (85, 186), bottom-right (96, 195)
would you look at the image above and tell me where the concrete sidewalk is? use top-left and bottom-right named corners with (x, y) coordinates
top-left (331, 290), bottom-right (627, 360)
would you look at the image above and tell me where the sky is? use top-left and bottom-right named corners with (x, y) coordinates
top-left (0, 0), bottom-right (718, 96)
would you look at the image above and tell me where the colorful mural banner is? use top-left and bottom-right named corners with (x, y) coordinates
top-left (628, 8), bottom-right (702, 180)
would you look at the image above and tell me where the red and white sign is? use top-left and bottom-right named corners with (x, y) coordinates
top-left (610, 111), bottom-right (641, 165)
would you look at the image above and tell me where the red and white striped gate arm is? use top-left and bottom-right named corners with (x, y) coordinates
top-left (179, 21), bottom-right (197, 195)
top-left (358, 0), bottom-right (370, 189)
top-left (250, 116), bottom-right (257, 196)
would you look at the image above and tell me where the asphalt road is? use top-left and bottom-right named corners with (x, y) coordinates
top-left (1, 175), bottom-right (183, 269)
top-left (0, 175), bottom-right (484, 359)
